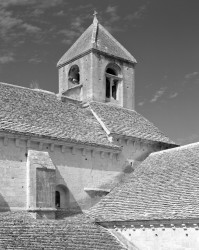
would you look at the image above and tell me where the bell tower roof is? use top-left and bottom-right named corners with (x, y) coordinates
top-left (57, 14), bottom-right (137, 67)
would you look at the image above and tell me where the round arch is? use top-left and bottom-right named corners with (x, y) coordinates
top-left (55, 184), bottom-right (70, 209)
top-left (105, 63), bottom-right (122, 101)
top-left (68, 65), bottom-right (80, 86)
top-left (105, 63), bottom-right (122, 77)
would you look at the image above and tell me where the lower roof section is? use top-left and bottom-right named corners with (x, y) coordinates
top-left (88, 142), bottom-right (199, 222)
top-left (0, 211), bottom-right (127, 250)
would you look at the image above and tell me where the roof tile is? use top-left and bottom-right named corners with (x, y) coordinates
top-left (0, 212), bottom-right (127, 249)
top-left (57, 21), bottom-right (136, 66)
top-left (90, 101), bottom-right (176, 145)
top-left (0, 82), bottom-right (118, 150)
top-left (88, 142), bottom-right (199, 222)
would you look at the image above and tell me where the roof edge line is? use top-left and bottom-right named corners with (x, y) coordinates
top-left (57, 49), bottom-right (93, 68)
top-left (92, 49), bottom-right (137, 64)
top-left (150, 141), bottom-right (199, 156)
top-left (91, 16), bottom-right (98, 45)
top-left (98, 23), bottom-right (137, 63)
top-left (109, 132), bottom-right (179, 146)
top-left (0, 130), bottom-right (121, 152)
top-left (0, 81), bottom-right (55, 95)
top-left (96, 217), bottom-right (199, 225)
top-left (90, 108), bottom-right (111, 136)
top-left (57, 47), bottom-right (137, 68)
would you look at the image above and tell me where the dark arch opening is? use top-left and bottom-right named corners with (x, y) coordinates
top-left (55, 185), bottom-right (70, 209)
top-left (55, 191), bottom-right (60, 208)
top-left (105, 64), bottom-right (121, 101)
top-left (68, 65), bottom-right (80, 85)
top-left (106, 67), bottom-right (117, 76)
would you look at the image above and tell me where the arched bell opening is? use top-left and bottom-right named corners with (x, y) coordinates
top-left (68, 65), bottom-right (80, 87)
top-left (105, 63), bottom-right (122, 102)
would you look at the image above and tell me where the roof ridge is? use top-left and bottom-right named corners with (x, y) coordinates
top-left (150, 141), bottom-right (199, 156)
top-left (91, 13), bottom-right (98, 46)
top-left (0, 81), bottom-right (55, 95)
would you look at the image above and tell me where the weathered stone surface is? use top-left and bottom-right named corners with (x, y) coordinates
top-left (110, 224), bottom-right (199, 250)
top-left (27, 150), bottom-right (56, 211)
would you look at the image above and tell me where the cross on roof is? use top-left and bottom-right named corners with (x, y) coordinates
top-left (93, 10), bottom-right (98, 24)
top-left (93, 10), bottom-right (98, 18)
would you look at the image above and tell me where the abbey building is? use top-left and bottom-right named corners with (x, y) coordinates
top-left (1, 15), bottom-right (197, 250)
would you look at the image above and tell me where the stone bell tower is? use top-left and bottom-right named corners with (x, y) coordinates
top-left (57, 13), bottom-right (137, 110)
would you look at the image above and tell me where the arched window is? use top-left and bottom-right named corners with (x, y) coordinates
top-left (68, 65), bottom-right (80, 86)
top-left (55, 185), bottom-right (70, 209)
top-left (105, 64), bottom-right (122, 102)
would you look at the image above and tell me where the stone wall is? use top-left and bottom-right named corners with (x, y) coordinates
top-left (58, 51), bottom-right (135, 109)
top-left (108, 221), bottom-right (199, 250)
top-left (27, 150), bottom-right (56, 218)
top-left (91, 52), bottom-right (135, 109)
top-left (58, 53), bottom-right (93, 101)
top-left (0, 137), bottom-right (27, 211)
top-left (0, 134), bottom-right (163, 212)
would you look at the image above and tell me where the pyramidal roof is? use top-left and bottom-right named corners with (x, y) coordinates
top-left (57, 15), bottom-right (137, 67)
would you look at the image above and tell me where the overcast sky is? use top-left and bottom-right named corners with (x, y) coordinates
top-left (0, 0), bottom-right (199, 145)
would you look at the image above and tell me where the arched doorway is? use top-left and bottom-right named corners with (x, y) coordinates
top-left (55, 185), bottom-right (70, 209)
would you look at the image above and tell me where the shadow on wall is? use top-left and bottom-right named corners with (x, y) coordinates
top-left (49, 151), bottom-right (121, 171)
top-left (0, 193), bottom-right (10, 212)
top-left (55, 167), bottom-right (82, 218)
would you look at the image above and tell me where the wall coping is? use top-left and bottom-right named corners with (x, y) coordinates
top-left (0, 131), bottom-right (121, 154)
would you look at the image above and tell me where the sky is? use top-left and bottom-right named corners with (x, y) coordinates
top-left (0, 0), bottom-right (199, 145)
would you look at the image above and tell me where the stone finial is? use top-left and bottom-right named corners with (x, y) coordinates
top-left (93, 10), bottom-right (98, 24)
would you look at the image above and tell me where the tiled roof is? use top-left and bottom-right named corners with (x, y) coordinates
top-left (88, 142), bottom-right (199, 222)
top-left (57, 18), bottom-right (136, 66)
top-left (0, 212), bottom-right (127, 249)
top-left (90, 101), bottom-right (176, 145)
top-left (0, 82), bottom-right (118, 150)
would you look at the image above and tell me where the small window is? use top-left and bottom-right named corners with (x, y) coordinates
top-left (55, 191), bottom-right (60, 208)
top-left (68, 65), bottom-right (80, 85)
top-left (105, 64), bottom-right (121, 101)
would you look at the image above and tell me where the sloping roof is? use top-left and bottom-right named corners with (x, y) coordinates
top-left (88, 142), bottom-right (199, 222)
top-left (0, 212), bottom-right (127, 250)
top-left (57, 17), bottom-right (136, 67)
top-left (0, 82), bottom-right (118, 150)
top-left (90, 101), bottom-right (176, 145)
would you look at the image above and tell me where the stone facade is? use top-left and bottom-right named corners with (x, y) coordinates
top-left (58, 16), bottom-right (136, 109)
top-left (1, 14), bottom-right (192, 250)
top-left (0, 132), bottom-right (165, 216)
top-left (105, 220), bottom-right (199, 250)
top-left (58, 51), bottom-right (135, 109)
top-left (0, 15), bottom-right (177, 221)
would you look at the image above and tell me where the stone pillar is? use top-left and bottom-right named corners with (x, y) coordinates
top-left (27, 150), bottom-right (56, 219)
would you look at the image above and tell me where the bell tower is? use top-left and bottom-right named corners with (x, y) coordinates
top-left (57, 13), bottom-right (137, 110)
